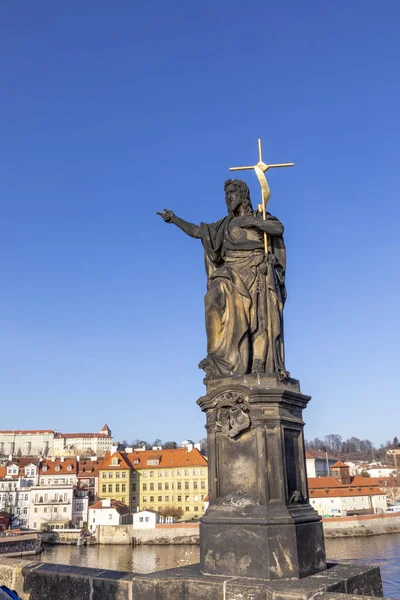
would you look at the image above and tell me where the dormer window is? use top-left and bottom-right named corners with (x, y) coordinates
top-left (67, 465), bottom-right (73, 471)
top-left (112, 459), bottom-right (118, 466)
top-left (55, 465), bottom-right (61, 471)
top-left (42, 466), bottom-right (47, 472)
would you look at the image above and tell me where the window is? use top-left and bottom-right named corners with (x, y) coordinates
top-left (55, 465), bottom-right (60, 471)
top-left (145, 517), bottom-right (150, 522)
top-left (185, 506), bottom-right (190, 512)
top-left (122, 472), bottom-right (126, 478)
top-left (122, 484), bottom-right (126, 492)
top-left (64, 493), bottom-right (67, 501)
top-left (67, 465), bottom-right (73, 471)
top-left (122, 497), bottom-right (126, 503)
top-left (44, 507), bottom-right (48, 513)
top-left (200, 469), bottom-right (206, 476)
top-left (193, 469), bottom-right (198, 476)
top-left (194, 495), bottom-right (199, 502)
top-left (54, 507), bottom-right (58, 513)
top-left (150, 496), bottom-right (154, 502)
top-left (102, 485), bottom-right (106, 493)
top-left (112, 459), bottom-right (118, 465)
top-left (185, 495), bottom-right (190, 502)
top-left (132, 484), bottom-right (136, 491)
top-left (193, 482), bottom-right (198, 490)
top-left (102, 473), bottom-right (107, 479)
top-left (116, 484), bottom-right (120, 492)
top-left (185, 482), bottom-right (189, 490)
top-left (177, 482), bottom-right (182, 490)
top-left (165, 483), bottom-right (169, 490)
top-left (184, 469), bottom-right (189, 476)
top-left (150, 471), bottom-right (154, 478)
top-left (177, 469), bottom-right (181, 476)
top-left (201, 481), bottom-right (206, 489)
top-left (108, 472), bottom-right (113, 478)
top-left (143, 497), bottom-right (147, 502)
top-left (158, 483), bottom-right (162, 491)
top-left (139, 517), bottom-right (144, 522)
top-left (143, 472), bottom-right (148, 477)
top-left (143, 484), bottom-right (147, 491)
top-left (24, 494), bottom-right (29, 501)
top-left (177, 496), bottom-right (182, 502)
top-left (164, 471), bottom-right (169, 477)
top-left (108, 484), bottom-right (112, 492)
top-left (158, 471), bottom-right (162, 477)
top-left (34, 508), bottom-right (38, 514)
top-left (165, 495), bottom-right (169, 502)
top-left (150, 483), bottom-right (154, 491)
top-left (132, 496), bottom-right (137, 503)
top-left (194, 506), bottom-right (199, 512)
top-left (158, 496), bottom-right (162, 502)
top-left (116, 472), bottom-right (120, 478)
top-left (63, 507), bottom-right (67, 513)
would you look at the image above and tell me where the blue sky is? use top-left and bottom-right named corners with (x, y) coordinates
top-left (1, 1), bottom-right (399, 447)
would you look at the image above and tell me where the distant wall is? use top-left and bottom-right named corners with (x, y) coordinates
top-left (322, 512), bottom-right (400, 537)
top-left (96, 523), bottom-right (200, 545)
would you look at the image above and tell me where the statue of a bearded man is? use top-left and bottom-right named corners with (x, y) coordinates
top-left (158, 179), bottom-right (288, 380)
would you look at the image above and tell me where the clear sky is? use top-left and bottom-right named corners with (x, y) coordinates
top-left (1, 1), bottom-right (399, 447)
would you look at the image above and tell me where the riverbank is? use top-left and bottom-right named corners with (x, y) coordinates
top-left (322, 512), bottom-right (400, 538)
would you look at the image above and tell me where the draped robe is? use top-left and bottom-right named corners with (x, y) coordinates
top-left (199, 213), bottom-right (288, 378)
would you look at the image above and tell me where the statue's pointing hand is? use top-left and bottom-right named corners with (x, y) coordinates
top-left (157, 208), bottom-right (175, 224)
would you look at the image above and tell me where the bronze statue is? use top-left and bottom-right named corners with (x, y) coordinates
top-left (157, 178), bottom-right (289, 380)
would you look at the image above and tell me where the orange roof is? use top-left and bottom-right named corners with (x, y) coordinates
top-left (310, 487), bottom-right (384, 498)
top-left (89, 500), bottom-right (130, 516)
top-left (0, 467), bottom-right (6, 479)
top-left (100, 424), bottom-right (110, 432)
top-left (78, 459), bottom-right (102, 477)
top-left (331, 461), bottom-right (349, 469)
top-left (308, 477), bottom-right (345, 489)
top-left (126, 447), bottom-right (208, 469)
top-left (39, 458), bottom-right (77, 475)
top-left (98, 452), bottom-right (133, 471)
top-left (352, 476), bottom-right (400, 488)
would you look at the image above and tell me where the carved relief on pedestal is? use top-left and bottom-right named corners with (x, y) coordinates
top-left (214, 391), bottom-right (250, 439)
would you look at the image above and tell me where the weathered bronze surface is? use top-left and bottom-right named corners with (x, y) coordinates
top-left (158, 177), bottom-right (288, 380)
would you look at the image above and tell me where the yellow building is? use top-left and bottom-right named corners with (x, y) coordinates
top-left (129, 447), bottom-right (208, 520)
top-left (97, 451), bottom-right (132, 506)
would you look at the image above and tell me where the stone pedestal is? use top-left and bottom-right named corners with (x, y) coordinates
top-left (197, 373), bottom-right (326, 580)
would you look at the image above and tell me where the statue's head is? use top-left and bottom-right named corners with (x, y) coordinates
top-left (224, 179), bottom-right (253, 217)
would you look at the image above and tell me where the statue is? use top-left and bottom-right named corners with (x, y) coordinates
top-left (157, 140), bottom-right (293, 380)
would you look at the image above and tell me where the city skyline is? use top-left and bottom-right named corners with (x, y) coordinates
top-left (1, 2), bottom-right (400, 445)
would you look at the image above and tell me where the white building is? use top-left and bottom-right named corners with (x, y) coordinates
top-left (0, 458), bottom-right (41, 528)
top-left (305, 451), bottom-right (338, 478)
top-left (88, 498), bottom-right (131, 532)
top-left (28, 485), bottom-right (74, 531)
top-left (366, 467), bottom-right (395, 478)
top-left (38, 457), bottom-right (77, 487)
top-left (133, 510), bottom-right (160, 529)
top-left (72, 494), bottom-right (89, 528)
top-left (53, 425), bottom-right (113, 457)
top-left (0, 430), bottom-right (54, 457)
top-left (309, 486), bottom-right (387, 517)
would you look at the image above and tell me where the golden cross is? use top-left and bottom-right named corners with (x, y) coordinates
top-left (230, 138), bottom-right (294, 253)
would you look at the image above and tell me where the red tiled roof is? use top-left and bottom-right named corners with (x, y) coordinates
top-left (352, 476), bottom-right (400, 488)
top-left (308, 477), bottom-right (344, 489)
top-left (55, 433), bottom-right (111, 439)
top-left (310, 487), bottom-right (384, 498)
top-left (0, 430), bottom-right (54, 435)
top-left (100, 424), bottom-right (110, 432)
top-left (305, 450), bottom-right (338, 460)
top-left (126, 448), bottom-right (208, 469)
top-left (78, 459), bottom-right (102, 477)
top-left (39, 458), bottom-right (77, 475)
top-left (89, 500), bottom-right (130, 516)
top-left (331, 461), bottom-right (349, 469)
top-left (98, 452), bottom-right (133, 471)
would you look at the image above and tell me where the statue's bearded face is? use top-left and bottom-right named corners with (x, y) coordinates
top-left (225, 184), bottom-right (241, 214)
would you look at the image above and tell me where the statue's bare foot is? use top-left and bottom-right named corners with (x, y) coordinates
top-left (198, 357), bottom-right (217, 379)
top-left (252, 358), bottom-right (265, 374)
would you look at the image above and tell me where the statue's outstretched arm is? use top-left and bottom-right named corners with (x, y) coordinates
top-left (157, 209), bottom-right (200, 239)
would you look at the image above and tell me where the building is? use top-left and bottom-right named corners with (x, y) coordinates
top-left (308, 463), bottom-right (387, 517)
top-left (38, 457), bottom-right (78, 487)
top-left (0, 430), bottom-right (55, 457)
top-left (0, 458), bottom-right (41, 528)
top-left (77, 457), bottom-right (102, 502)
top-left (28, 485), bottom-right (74, 530)
top-left (129, 447), bottom-right (208, 520)
top-left (351, 475), bottom-right (400, 504)
top-left (365, 466), bottom-right (396, 478)
top-left (88, 499), bottom-right (131, 532)
top-left (133, 509), bottom-right (160, 529)
top-left (305, 450), bottom-right (338, 478)
top-left (98, 451), bottom-right (132, 506)
top-left (53, 424), bottom-right (113, 457)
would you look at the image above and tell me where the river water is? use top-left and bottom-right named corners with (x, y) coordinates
top-left (38, 534), bottom-right (400, 597)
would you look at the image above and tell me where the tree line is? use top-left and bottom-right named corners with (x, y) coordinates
top-left (305, 434), bottom-right (400, 463)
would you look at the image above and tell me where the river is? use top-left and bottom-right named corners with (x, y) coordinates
top-left (38, 534), bottom-right (400, 597)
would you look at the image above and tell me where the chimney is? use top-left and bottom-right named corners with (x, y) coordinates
top-left (60, 457), bottom-right (64, 462)
top-left (102, 498), bottom-right (111, 508)
top-left (51, 456), bottom-right (56, 462)
top-left (187, 443), bottom-right (194, 452)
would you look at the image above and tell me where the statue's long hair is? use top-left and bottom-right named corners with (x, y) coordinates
top-left (224, 179), bottom-right (253, 216)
